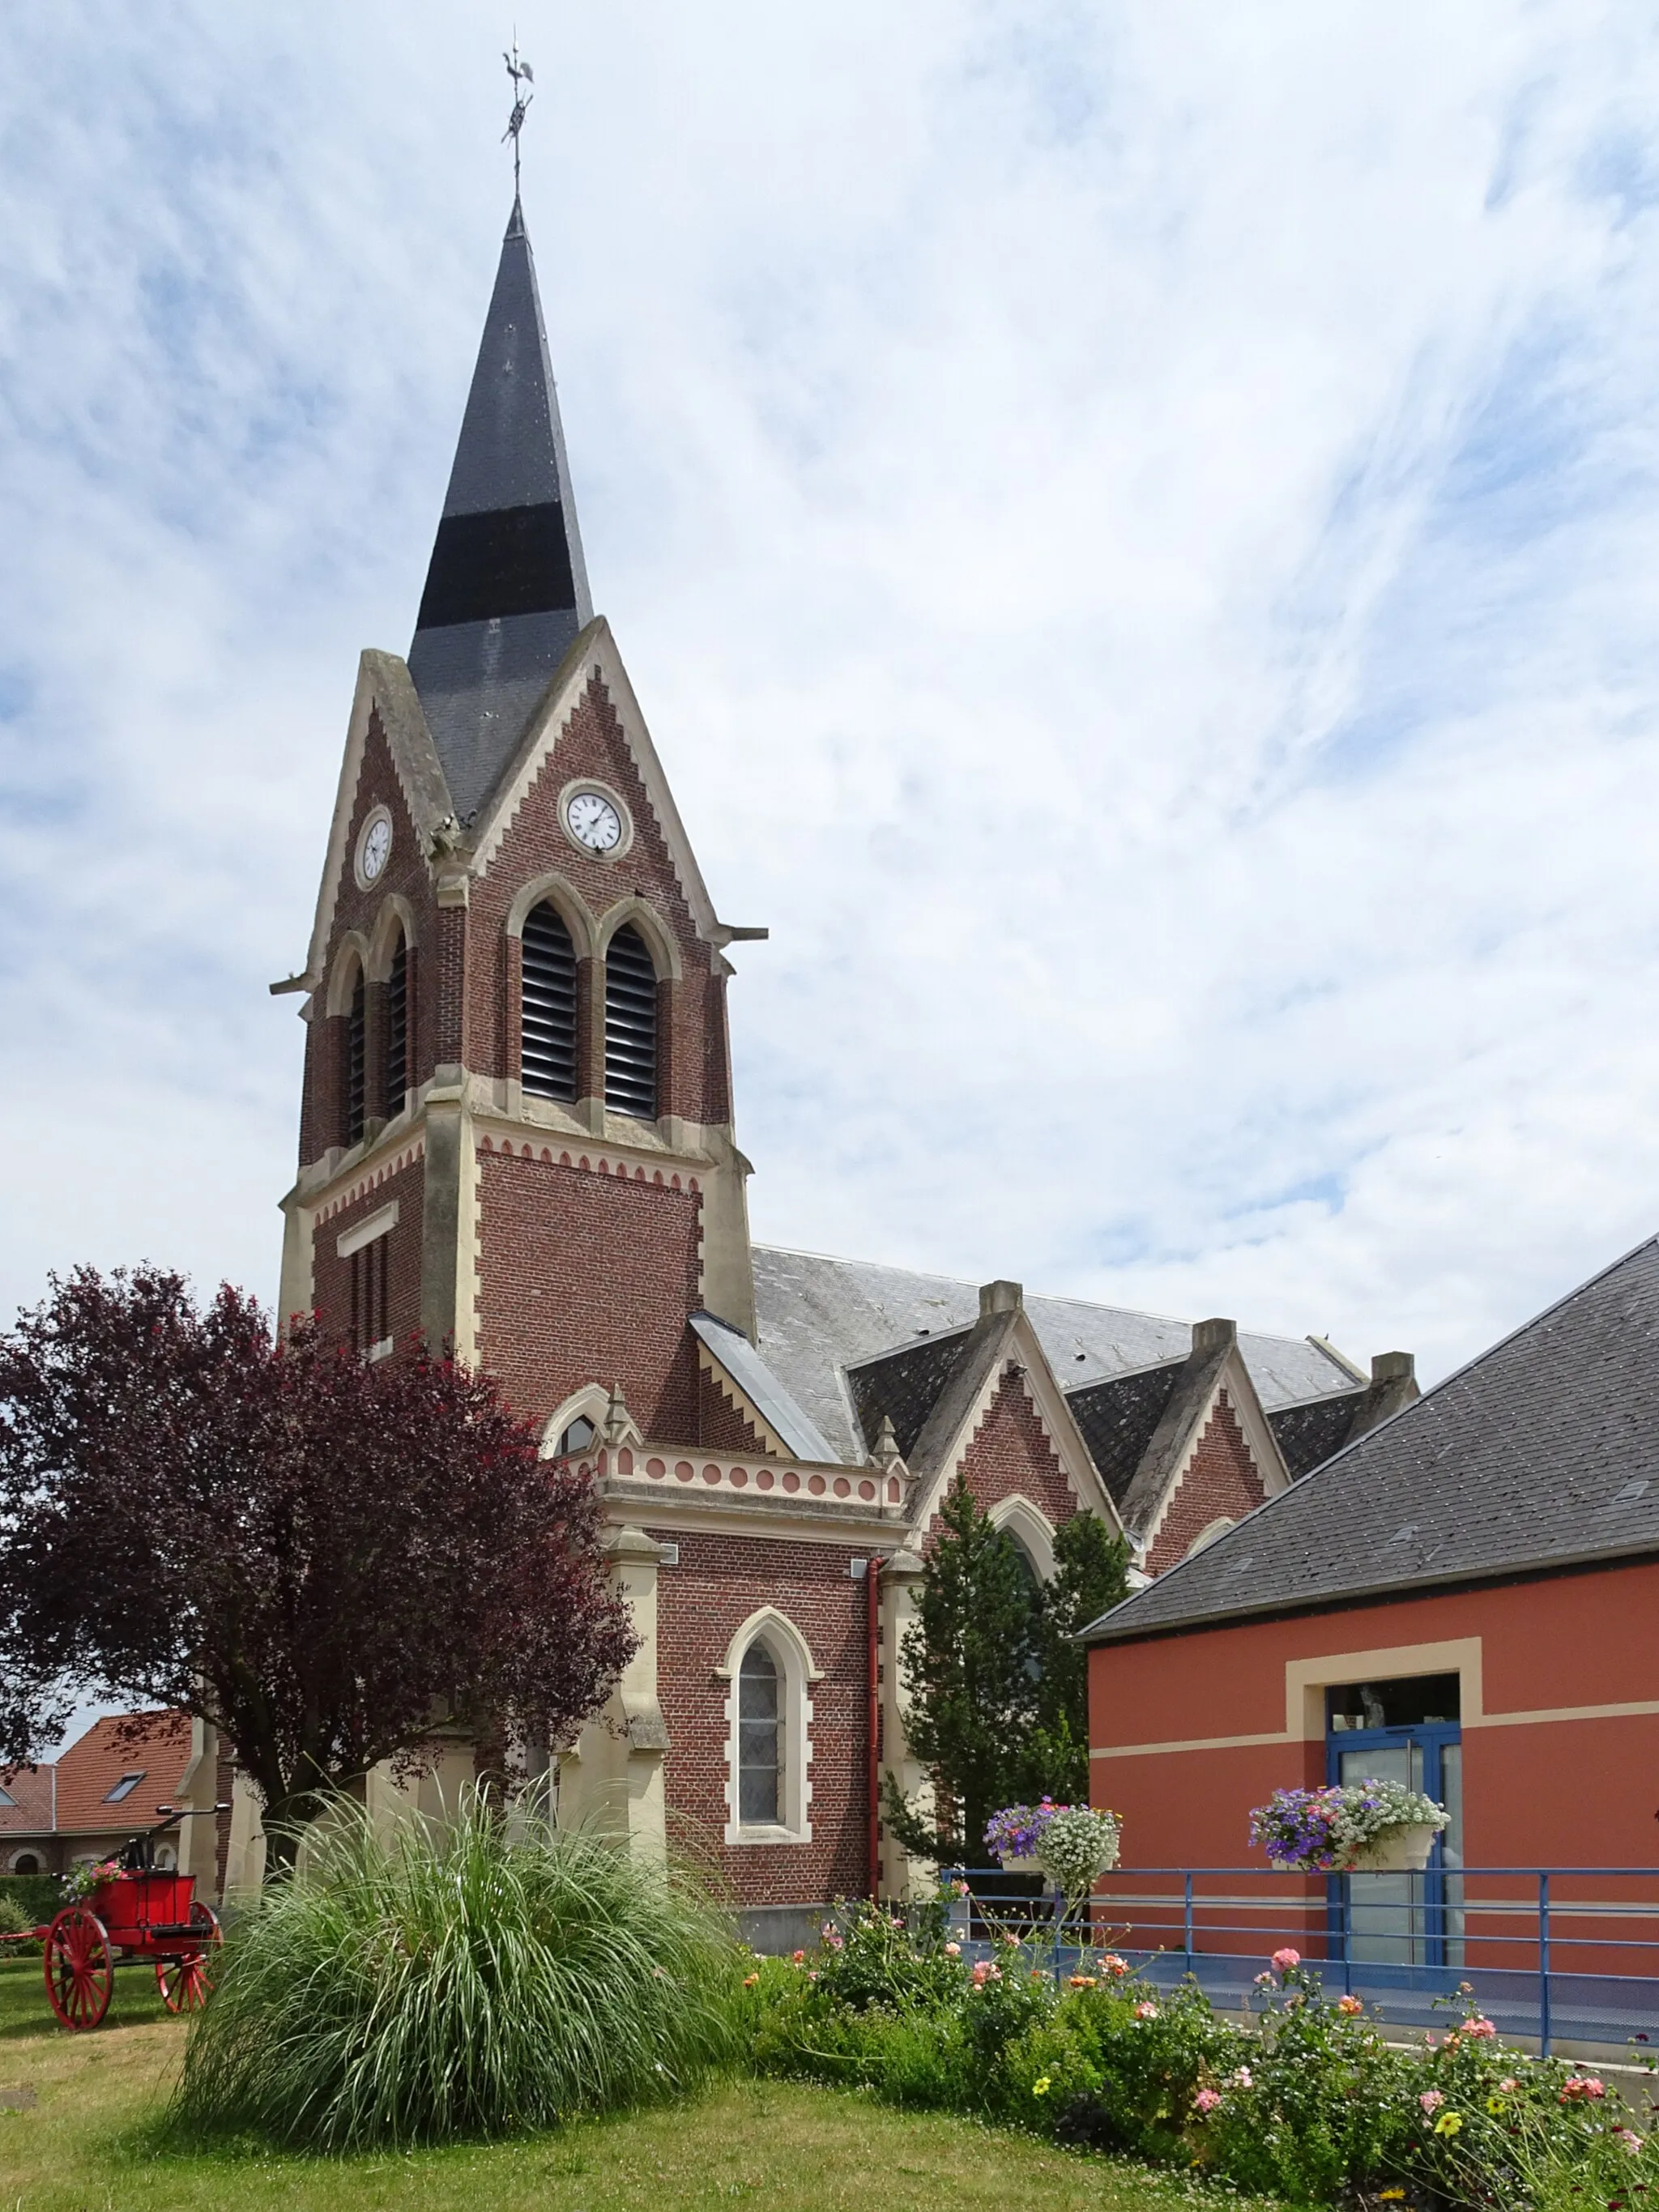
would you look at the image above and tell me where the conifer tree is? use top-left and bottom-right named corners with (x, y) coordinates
top-left (881, 1477), bottom-right (1128, 1862)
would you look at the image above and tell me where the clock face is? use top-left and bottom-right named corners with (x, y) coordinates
top-left (360, 816), bottom-right (391, 882)
top-left (566, 791), bottom-right (623, 853)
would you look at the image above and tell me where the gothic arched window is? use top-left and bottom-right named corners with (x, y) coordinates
top-left (737, 1643), bottom-right (782, 1824)
top-left (385, 931), bottom-right (409, 1120)
top-left (343, 966), bottom-right (367, 1147)
top-left (603, 924), bottom-right (659, 1119)
top-left (521, 901), bottom-right (578, 1102)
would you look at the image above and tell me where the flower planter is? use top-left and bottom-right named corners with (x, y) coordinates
top-left (997, 1854), bottom-right (1043, 1875)
top-left (1344, 1822), bottom-right (1438, 1873)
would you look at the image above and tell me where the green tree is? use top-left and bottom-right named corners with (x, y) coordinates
top-left (1025, 1509), bottom-right (1132, 1803)
top-left (881, 1479), bottom-right (1128, 1863)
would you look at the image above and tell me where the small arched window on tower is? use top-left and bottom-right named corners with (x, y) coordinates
top-left (385, 930), bottom-right (409, 1120)
top-left (603, 925), bottom-right (659, 1119)
top-left (521, 902), bottom-right (578, 1102)
top-left (737, 1643), bottom-right (782, 1825)
top-left (343, 965), bottom-right (367, 1148)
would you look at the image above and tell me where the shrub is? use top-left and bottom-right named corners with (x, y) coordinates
top-left (173, 1791), bottom-right (742, 2149)
top-left (750, 1924), bottom-right (1659, 2210)
top-left (0, 1890), bottom-right (41, 1957)
top-left (1051, 1976), bottom-right (1243, 2166)
top-left (0, 1872), bottom-right (62, 1929)
top-left (1197, 1961), bottom-right (1404, 2202)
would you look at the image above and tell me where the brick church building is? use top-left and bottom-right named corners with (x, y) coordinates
top-left (271, 194), bottom-right (1413, 1923)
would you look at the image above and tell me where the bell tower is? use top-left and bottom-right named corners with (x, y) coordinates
top-left (275, 194), bottom-right (760, 1451)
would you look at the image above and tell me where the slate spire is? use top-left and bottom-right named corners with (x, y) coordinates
top-left (407, 196), bottom-right (593, 821)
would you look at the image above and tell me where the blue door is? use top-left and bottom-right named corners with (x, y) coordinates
top-left (1326, 1724), bottom-right (1463, 1971)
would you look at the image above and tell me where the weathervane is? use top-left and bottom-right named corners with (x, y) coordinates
top-left (503, 38), bottom-right (534, 192)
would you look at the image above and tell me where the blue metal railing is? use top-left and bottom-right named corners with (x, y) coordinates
top-left (916, 1865), bottom-right (1659, 2058)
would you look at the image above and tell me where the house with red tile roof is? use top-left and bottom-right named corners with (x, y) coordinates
top-left (0, 1711), bottom-right (230, 1894)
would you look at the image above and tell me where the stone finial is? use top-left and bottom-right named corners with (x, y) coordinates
top-left (1371, 1351), bottom-right (1415, 1385)
top-left (1191, 1317), bottom-right (1237, 1358)
top-left (603, 1383), bottom-right (632, 1447)
top-left (870, 1413), bottom-right (901, 1469)
top-left (979, 1279), bottom-right (1023, 1318)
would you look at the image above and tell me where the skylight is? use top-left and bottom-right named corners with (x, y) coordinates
top-left (103, 1771), bottom-right (146, 1804)
top-left (0, 1782), bottom-right (14, 1809)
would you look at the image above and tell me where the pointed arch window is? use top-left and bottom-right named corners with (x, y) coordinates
top-left (344, 968), bottom-right (366, 1147)
top-left (603, 924), bottom-right (658, 1119)
top-left (521, 901), bottom-right (578, 1102)
top-left (737, 1643), bottom-right (782, 1824)
top-left (385, 931), bottom-right (409, 1120)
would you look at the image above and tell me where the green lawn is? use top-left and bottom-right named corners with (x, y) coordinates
top-left (0, 1959), bottom-right (1271, 2212)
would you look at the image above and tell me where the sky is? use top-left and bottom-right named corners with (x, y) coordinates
top-left (4, 0), bottom-right (1659, 1508)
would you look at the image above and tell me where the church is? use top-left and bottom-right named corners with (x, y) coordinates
top-left (271, 194), bottom-right (1416, 1932)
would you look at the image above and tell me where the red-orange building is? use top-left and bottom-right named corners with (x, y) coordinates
top-left (1084, 1236), bottom-right (1659, 2000)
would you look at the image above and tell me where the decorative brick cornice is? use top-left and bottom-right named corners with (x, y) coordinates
top-left (314, 1137), bottom-right (426, 1225)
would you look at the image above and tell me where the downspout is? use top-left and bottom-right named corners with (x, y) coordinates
top-left (867, 1558), bottom-right (881, 1899)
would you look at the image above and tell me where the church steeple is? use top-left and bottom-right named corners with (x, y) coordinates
top-left (406, 197), bottom-right (593, 823)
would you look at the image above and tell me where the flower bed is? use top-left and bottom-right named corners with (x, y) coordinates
top-left (747, 1903), bottom-right (1657, 2208)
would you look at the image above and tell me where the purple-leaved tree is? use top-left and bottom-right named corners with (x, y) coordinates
top-left (0, 1266), bottom-right (637, 1876)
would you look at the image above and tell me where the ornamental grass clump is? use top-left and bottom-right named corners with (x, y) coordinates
top-left (173, 1790), bottom-right (742, 2150)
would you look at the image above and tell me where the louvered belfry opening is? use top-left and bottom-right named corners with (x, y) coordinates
top-left (385, 935), bottom-right (408, 1119)
top-left (603, 924), bottom-right (659, 1119)
top-left (344, 970), bottom-right (367, 1147)
top-left (521, 901), bottom-right (578, 1100)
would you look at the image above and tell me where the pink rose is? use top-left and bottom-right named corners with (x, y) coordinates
top-left (1193, 2088), bottom-right (1221, 2114)
top-left (1227, 2066), bottom-right (1252, 2090)
top-left (943, 1941), bottom-right (961, 1958)
top-left (1419, 2091), bottom-right (1445, 2113)
top-left (1135, 2000), bottom-right (1158, 2019)
top-left (1271, 1947), bottom-right (1301, 1972)
top-left (1338, 1994), bottom-right (1363, 2015)
top-left (1464, 2016), bottom-right (1496, 2039)
top-left (1499, 2078), bottom-right (1519, 2095)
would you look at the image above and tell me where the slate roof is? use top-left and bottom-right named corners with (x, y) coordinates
top-left (750, 1244), bottom-right (1357, 1466)
top-left (1068, 1362), bottom-right (1187, 1506)
top-left (1269, 1391), bottom-right (1368, 1479)
top-left (1084, 1234), bottom-right (1659, 1643)
top-left (406, 198), bottom-right (593, 825)
top-left (848, 1330), bottom-right (977, 1461)
top-left (690, 1311), bottom-right (837, 1463)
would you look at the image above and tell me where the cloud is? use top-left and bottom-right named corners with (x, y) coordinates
top-left (2, 0), bottom-right (1657, 1390)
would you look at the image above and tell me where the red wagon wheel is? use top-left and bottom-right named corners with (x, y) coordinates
top-left (43, 1905), bottom-right (113, 2031)
top-left (156, 1902), bottom-right (222, 2014)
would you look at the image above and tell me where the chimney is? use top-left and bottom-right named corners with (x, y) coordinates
top-left (1371, 1351), bottom-right (1414, 1386)
top-left (979, 1280), bottom-right (1023, 1318)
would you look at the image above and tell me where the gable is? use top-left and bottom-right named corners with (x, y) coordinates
top-left (1068, 1362), bottom-right (1186, 1505)
top-left (298, 653), bottom-right (454, 1001)
top-left (1142, 1392), bottom-right (1268, 1572)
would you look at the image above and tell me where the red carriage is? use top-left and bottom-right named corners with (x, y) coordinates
top-left (0, 1807), bottom-right (224, 2030)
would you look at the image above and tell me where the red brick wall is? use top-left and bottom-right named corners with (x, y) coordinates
top-left (653, 1528), bottom-right (872, 1906)
top-left (697, 1365), bottom-right (769, 1453)
top-left (466, 676), bottom-right (727, 1122)
top-left (925, 1367), bottom-right (1078, 1543)
top-left (1145, 1392), bottom-right (1266, 1574)
top-left (309, 1152), bottom-right (427, 1351)
top-left (476, 1142), bottom-right (702, 1436)
top-left (300, 707), bottom-right (437, 1167)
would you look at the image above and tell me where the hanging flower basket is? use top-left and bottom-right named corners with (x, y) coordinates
top-left (983, 1802), bottom-right (1121, 1900)
top-left (1346, 1821), bottom-right (1440, 1873)
top-left (1248, 1781), bottom-right (1448, 1875)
